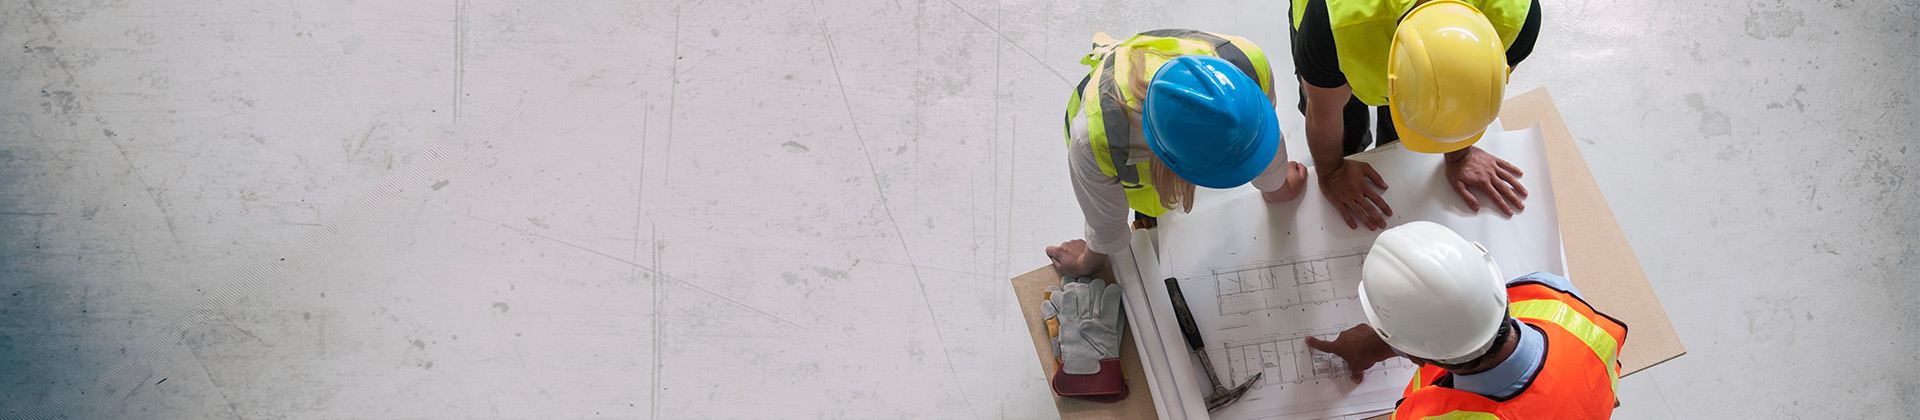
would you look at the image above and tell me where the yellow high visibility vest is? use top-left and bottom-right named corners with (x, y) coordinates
top-left (1063, 30), bottom-right (1274, 217)
top-left (1290, 0), bottom-right (1530, 106)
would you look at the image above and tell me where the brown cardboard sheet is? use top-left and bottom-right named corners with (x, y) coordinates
top-left (1012, 87), bottom-right (1683, 418)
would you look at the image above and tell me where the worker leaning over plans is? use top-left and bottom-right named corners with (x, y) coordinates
top-left (1308, 222), bottom-right (1628, 419)
top-left (1293, 0), bottom-right (1541, 231)
top-left (1046, 30), bottom-right (1310, 278)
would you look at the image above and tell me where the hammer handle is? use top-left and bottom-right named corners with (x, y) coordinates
top-left (1164, 277), bottom-right (1206, 351)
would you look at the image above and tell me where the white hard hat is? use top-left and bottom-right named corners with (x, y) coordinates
top-left (1358, 221), bottom-right (1508, 365)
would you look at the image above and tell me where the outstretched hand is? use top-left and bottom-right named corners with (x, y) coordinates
top-left (1444, 146), bottom-right (1528, 216)
top-left (1317, 159), bottom-right (1393, 230)
top-left (1304, 324), bottom-right (1399, 384)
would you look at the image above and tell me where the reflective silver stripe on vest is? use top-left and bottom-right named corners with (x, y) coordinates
top-left (1138, 29), bottom-right (1259, 91)
top-left (1098, 52), bottom-right (1139, 185)
top-left (1066, 74), bottom-right (1090, 140)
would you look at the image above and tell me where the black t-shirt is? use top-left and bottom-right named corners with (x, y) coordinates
top-left (1292, 0), bottom-right (1542, 89)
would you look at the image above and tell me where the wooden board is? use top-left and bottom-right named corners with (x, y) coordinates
top-left (1013, 87), bottom-right (1684, 418)
top-left (1013, 264), bottom-right (1159, 419)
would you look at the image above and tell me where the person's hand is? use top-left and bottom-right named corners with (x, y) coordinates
top-left (1305, 324), bottom-right (1399, 384)
top-left (1261, 162), bottom-right (1310, 203)
top-left (1444, 146), bottom-right (1528, 216)
top-left (1317, 159), bottom-right (1392, 230)
top-left (1046, 239), bottom-right (1099, 277)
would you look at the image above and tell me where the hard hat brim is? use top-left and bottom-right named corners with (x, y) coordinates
top-left (1389, 104), bottom-right (1485, 154)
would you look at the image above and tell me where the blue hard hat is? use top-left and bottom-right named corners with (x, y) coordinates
top-left (1141, 55), bottom-right (1279, 189)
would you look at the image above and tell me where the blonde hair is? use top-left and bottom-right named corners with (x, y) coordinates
top-left (1119, 45), bottom-right (1201, 214)
top-left (1148, 154), bottom-right (1197, 214)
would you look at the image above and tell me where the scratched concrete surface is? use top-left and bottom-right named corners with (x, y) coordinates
top-left (0, 0), bottom-right (1914, 418)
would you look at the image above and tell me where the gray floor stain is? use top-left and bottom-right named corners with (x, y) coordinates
top-left (39, 90), bottom-right (76, 114)
top-left (1684, 93), bottom-right (1732, 137)
top-left (812, 266), bottom-right (849, 280)
top-left (1684, 40), bottom-right (1706, 63)
top-left (782, 140), bottom-right (810, 153)
top-left (1745, 2), bottom-right (1805, 40)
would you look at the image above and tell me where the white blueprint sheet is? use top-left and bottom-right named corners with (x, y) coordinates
top-left (1110, 228), bottom-right (1197, 420)
top-left (1111, 123), bottom-right (1565, 420)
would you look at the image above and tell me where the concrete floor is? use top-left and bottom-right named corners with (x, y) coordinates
top-left (1, 0), bottom-right (1915, 418)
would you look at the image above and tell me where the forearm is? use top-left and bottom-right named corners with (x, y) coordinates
top-left (1305, 116), bottom-right (1347, 169)
top-left (1074, 218), bottom-right (1127, 278)
top-left (1077, 249), bottom-right (1110, 275)
top-left (1248, 146), bottom-right (1294, 193)
top-left (1300, 79), bottom-right (1352, 169)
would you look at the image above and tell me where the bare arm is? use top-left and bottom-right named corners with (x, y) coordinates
top-left (1302, 79), bottom-right (1355, 170)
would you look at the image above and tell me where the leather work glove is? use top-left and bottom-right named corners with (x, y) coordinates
top-left (1042, 276), bottom-right (1128, 402)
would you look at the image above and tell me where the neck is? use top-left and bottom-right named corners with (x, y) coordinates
top-left (1451, 322), bottom-right (1520, 376)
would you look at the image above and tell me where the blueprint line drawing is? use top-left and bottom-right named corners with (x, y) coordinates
top-left (1212, 247), bottom-right (1369, 316)
top-left (1146, 126), bottom-right (1560, 420)
top-left (1219, 327), bottom-right (1418, 390)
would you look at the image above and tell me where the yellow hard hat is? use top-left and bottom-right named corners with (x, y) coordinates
top-left (1388, 0), bottom-right (1508, 154)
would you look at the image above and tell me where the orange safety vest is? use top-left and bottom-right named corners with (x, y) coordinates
top-left (1392, 282), bottom-right (1629, 420)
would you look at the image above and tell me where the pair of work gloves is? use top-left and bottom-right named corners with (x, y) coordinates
top-left (1042, 276), bottom-right (1128, 402)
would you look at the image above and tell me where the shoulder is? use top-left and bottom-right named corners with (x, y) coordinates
top-left (1506, 271), bottom-right (1583, 300)
top-left (1291, 0), bottom-right (1346, 88)
top-left (1292, 0), bottom-right (1333, 45)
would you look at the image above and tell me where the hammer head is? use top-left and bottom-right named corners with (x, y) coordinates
top-left (1205, 371), bottom-right (1262, 411)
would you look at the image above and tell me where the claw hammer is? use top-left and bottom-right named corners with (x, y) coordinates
top-left (1165, 277), bottom-right (1261, 411)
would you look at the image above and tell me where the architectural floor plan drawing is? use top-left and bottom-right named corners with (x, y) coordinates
top-left (1125, 124), bottom-right (1567, 420)
top-left (1221, 327), bottom-right (1419, 390)
top-left (1212, 248), bottom-right (1369, 316)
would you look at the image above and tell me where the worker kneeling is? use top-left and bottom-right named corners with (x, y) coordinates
top-left (1308, 221), bottom-right (1628, 419)
top-left (1048, 30), bottom-right (1309, 278)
